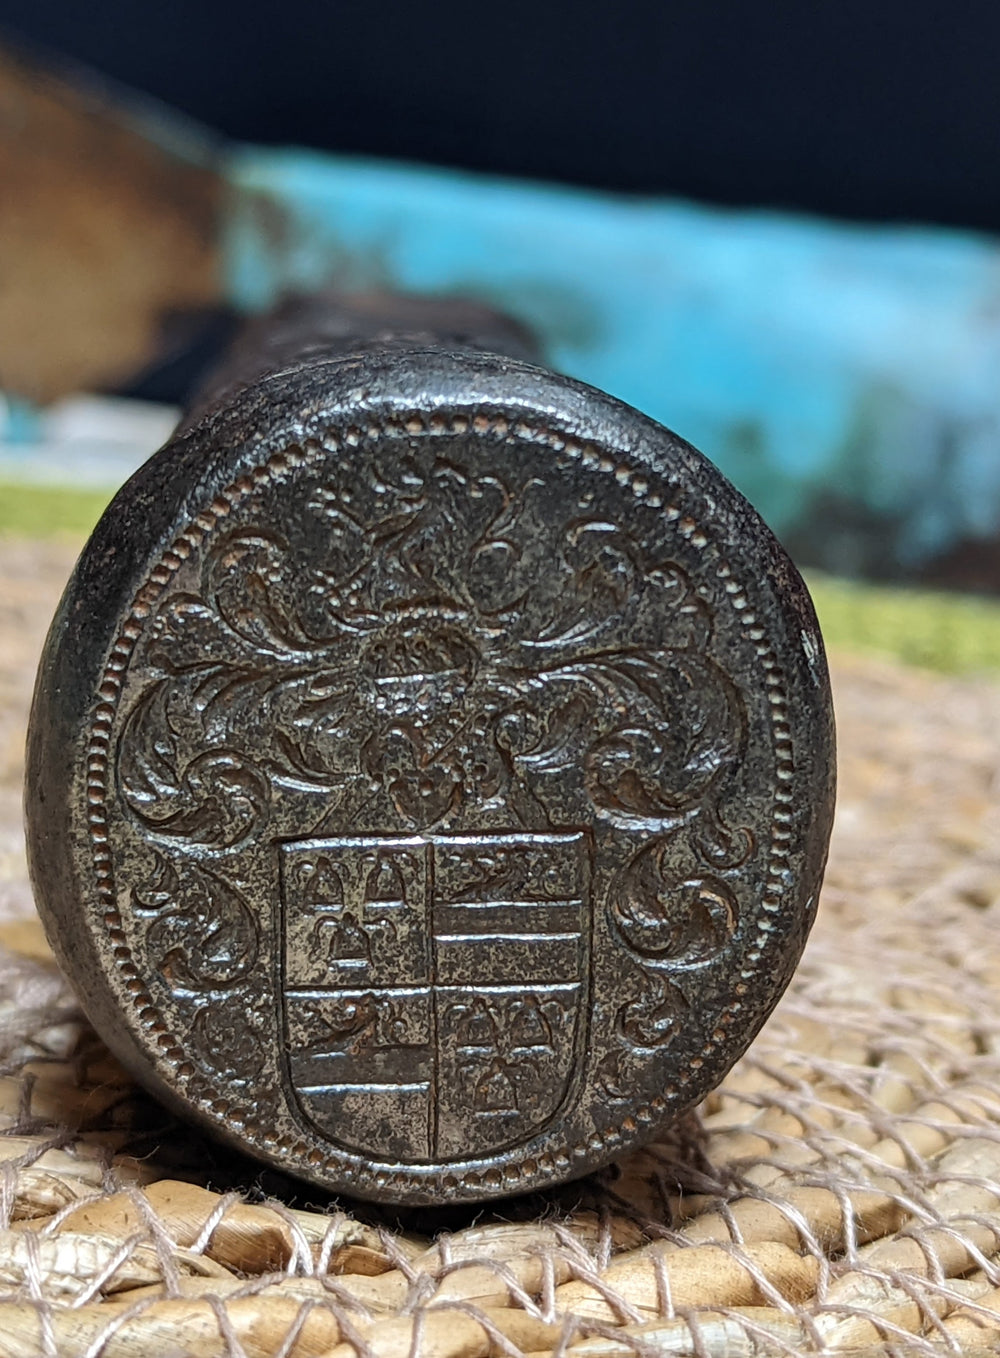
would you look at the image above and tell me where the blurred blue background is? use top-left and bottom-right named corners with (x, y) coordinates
top-left (225, 152), bottom-right (1000, 586)
top-left (3, 2), bottom-right (1000, 589)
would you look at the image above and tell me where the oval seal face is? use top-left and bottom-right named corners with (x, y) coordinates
top-left (26, 351), bottom-right (835, 1204)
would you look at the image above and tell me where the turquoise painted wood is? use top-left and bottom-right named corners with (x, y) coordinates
top-left (225, 149), bottom-right (1000, 582)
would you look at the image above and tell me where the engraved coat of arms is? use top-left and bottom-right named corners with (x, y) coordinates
top-left (280, 833), bottom-right (589, 1161)
top-left (106, 429), bottom-right (774, 1185)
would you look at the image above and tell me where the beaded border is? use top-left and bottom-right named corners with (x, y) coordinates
top-left (83, 409), bottom-right (798, 1200)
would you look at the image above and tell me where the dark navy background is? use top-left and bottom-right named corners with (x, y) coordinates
top-left (2, 0), bottom-right (998, 231)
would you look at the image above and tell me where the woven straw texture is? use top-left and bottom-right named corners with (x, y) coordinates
top-left (3, 537), bottom-right (1000, 1357)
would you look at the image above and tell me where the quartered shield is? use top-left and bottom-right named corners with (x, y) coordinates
top-left (280, 833), bottom-right (590, 1162)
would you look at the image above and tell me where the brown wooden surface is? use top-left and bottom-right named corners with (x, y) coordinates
top-left (0, 44), bottom-right (222, 404)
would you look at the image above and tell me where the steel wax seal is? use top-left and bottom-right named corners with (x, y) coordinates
top-left (25, 294), bottom-right (835, 1205)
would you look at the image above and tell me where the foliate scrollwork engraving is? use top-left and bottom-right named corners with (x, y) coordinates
top-left (616, 973), bottom-right (689, 1049)
top-left (114, 452), bottom-right (753, 852)
top-left (612, 843), bottom-right (738, 965)
top-left (119, 683), bottom-right (270, 851)
top-left (132, 853), bottom-right (259, 990)
top-left (190, 996), bottom-right (268, 1084)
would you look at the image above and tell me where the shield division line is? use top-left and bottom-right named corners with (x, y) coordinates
top-left (279, 832), bottom-right (591, 1164)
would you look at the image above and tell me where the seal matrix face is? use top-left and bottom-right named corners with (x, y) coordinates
top-left (26, 328), bottom-right (835, 1205)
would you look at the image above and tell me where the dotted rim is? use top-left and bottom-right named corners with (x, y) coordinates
top-left (83, 409), bottom-right (798, 1201)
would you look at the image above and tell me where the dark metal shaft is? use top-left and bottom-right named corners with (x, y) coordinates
top-left (181, 292), bottom-right (541, 433)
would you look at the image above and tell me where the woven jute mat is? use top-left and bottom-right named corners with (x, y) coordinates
top-left (2, 536), bottom-right (1000, 1357)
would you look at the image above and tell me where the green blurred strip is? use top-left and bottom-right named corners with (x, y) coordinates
top-left (806, 573), bottom-right (1000, 675)
top-left (0, 481), bottom-right (111, 538)
top-left (3, 482), bottom-right (1000, 675)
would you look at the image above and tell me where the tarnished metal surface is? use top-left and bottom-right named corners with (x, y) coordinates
top-left (25, 295), bottom-right (835, 1204)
